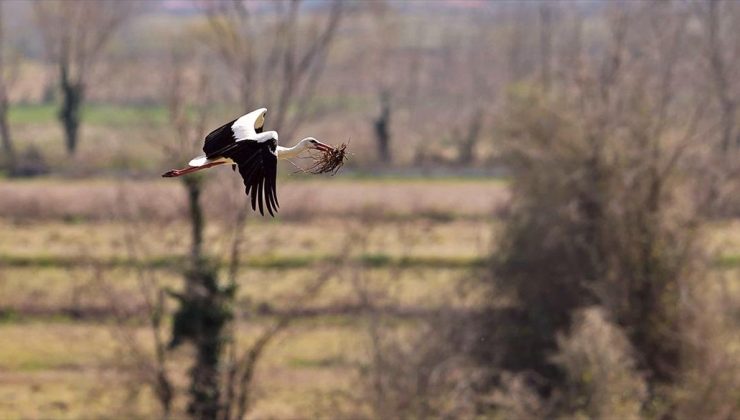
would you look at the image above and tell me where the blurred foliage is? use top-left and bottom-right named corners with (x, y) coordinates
top-left (0, 1), bottom-right (738, 418)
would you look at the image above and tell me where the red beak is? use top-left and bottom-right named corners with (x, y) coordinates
top-left (312, 141), bottom-right (333, 152)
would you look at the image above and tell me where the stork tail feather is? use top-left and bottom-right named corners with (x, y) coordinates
top-left (162, 161), bottom-right (226, 177)
top-left (162, 169), bottom-right (184, 177)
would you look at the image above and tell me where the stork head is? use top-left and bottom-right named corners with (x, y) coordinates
top-left (300, 137), bottom-right (333, 152)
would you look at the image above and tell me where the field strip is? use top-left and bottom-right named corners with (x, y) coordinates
top-left (0, 253), bottom-right (487, 270)
top-left (0, 178), bottom-right (510, 221)
top-left (0, 304), bottom-right (481, 324)
top-left (1, 253), bottom-right (738, 270)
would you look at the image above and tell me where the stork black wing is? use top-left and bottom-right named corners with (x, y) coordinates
top-left (203, 117), bottom-right (265, 159)
top-left (202, 119), bottom-right (236, 159)
top-left (224, 140), bottom-right (279, 217)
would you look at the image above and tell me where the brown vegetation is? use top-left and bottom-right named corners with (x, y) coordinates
top-left (471, 2), bottom-right (739, 418)
top-left (305, 143), bottom-right (348, 175)
top-left (0, 179), bottom-right (509, 222)
top-left (1, 1), bottom-right (738, 419)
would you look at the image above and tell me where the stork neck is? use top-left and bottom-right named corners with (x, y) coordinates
top-left (276, 143), bottom-right (306, 160)
top-left (276, 139), bottom-right (308, 159)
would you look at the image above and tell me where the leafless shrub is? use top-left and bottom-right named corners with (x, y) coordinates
top-left (551, 307), bottom-right (647, 420)
top-left (485, 307), bottom-right (648, 420)
top-left (358, 312), bottom-right (479, 419)
top-left (100, 181), bottom-right (349, 419)
top-left (220, 259), bottom-right (342, 419)
top-left (101, 185), bottom-right (178, 418)
top-left (484, 372), bottom-right (549, 420)
top-left (670, 273), bottom-right (740, 420)
top-left (480, 2), bottom-right (716, 412)
top-left (11, 146), bottom-right (49, 177)
top-left (338, 218), bottom-right (480, 419)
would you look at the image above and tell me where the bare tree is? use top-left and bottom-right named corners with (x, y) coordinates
top-left (700, 0), bottom-right (739, 153)
top-left (367, 2), bottom-right (400, 165)
top-left (221, 259), bottom-right (341, 420)
top-left (106, 193), bottom-right (175, 418)
top-left (455, 17), bottom-right (497, 166)
top-left (151, 37), bottom-right (347, 418)
top-left (104, 37), bottom-right (226, 418)
top-left (456, 109), bottom-right (484, 166)
top-left (482, 2), bottom-right (711, 408)
top-left (423, 15), bottom-right (496, 167)
top-left (693, 0), bottom-right (740, 216)
top-left (500, 3), bottom-right (537, 86)
top-left (538, 2), bottom-right (553, 94)
top-left (158, 47), bottom-right (234, 420)
top-left (0, 2), bottom-right (17, 173)
top-left (373, 89), bottom-right (392, 163)
top-left (33, 0), bottom-right (132, 155)
top-left (205, 0), bottom-right (342, 140)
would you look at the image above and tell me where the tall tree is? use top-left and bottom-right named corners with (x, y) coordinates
top-left (160, 48), bottom-right (234, 419)
top-left (0, 2), bottom-right (17, 173)
top-left (483, 1), bottom-right (707, 401)
top-left (700, 0), bottom-right (739, 154)
top-left (368, 1), bottom-right (398, 164)
top-left (538, 2), bottom-right (553, 94)
top-left (33, 0), bottom-right (132, 155)
top-left (695, 0), bottom-right (740, 216)
top-left (373, 89), bottom-right (392, 163)
top-left (157, 26), bottom-right (345, 416)
top-left (205, 0), bottom-right (342, 140)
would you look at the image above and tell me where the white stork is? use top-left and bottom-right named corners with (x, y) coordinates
top-left (162, 108), bottom-right (333, 216)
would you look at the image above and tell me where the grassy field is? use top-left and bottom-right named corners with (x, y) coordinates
top-left (0, 177), bottom-right (738, 418)
top-left (0, 177), bottom-right (500, 418)
top-left (8, 104), bottom-right (169, 127)
top-left (0, 318), bottom-right (368, 419)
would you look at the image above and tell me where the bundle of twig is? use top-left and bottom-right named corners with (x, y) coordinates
top-left (306, 143), bottom-right (348, 175)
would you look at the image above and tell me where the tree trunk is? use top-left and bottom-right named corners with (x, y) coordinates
top-left (59, 62), bottom-right (83, 155)
top-left (170, 176), bottom-right (234, 420)
top-left (373, 90), bottom-right (392, 164)
top-left (0, 95), bottom-right (14, 173)
top-left (457, 109), bottom-right (483, 165)
top-left (186, 177), bottom-right (205, 262)
top-left (0, 2), bottom-right (14, 172)
top-left (539, 3), bottom-right (553, 94)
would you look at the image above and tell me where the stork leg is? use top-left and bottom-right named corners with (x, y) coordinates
top-left (162, 161), bottom-right (226, 177)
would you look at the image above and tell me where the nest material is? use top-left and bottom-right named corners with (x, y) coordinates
top-left (306, 143), bottom-right (348, 175)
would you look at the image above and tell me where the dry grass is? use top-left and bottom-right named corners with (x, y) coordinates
top-left (0, 218), bottom-right (492, 262)
top-left (0, 185), bottom-right (493, 417)
top-left (0, 266), bottom-right (484, 319)
top-left (0, 319), bottom-right (367, 419)
top-left (305, 143), bottom-right (348, 175)
top-left (0, 178), bottom-right (737, 418)
top-left (0, 178), bottom-right (508, 222)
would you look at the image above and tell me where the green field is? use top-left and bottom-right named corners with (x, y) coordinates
top-left (9, 104), bottom-right (168, 126)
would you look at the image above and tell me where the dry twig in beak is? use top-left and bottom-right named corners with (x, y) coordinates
top-left (307, 143), bottom-right (348, 175)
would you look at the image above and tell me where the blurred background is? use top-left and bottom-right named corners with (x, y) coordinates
top-left (0, 0), bottom-right (738, 418)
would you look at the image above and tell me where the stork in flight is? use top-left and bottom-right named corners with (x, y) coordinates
top-left (162, 108), bottom-right (333, 216)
